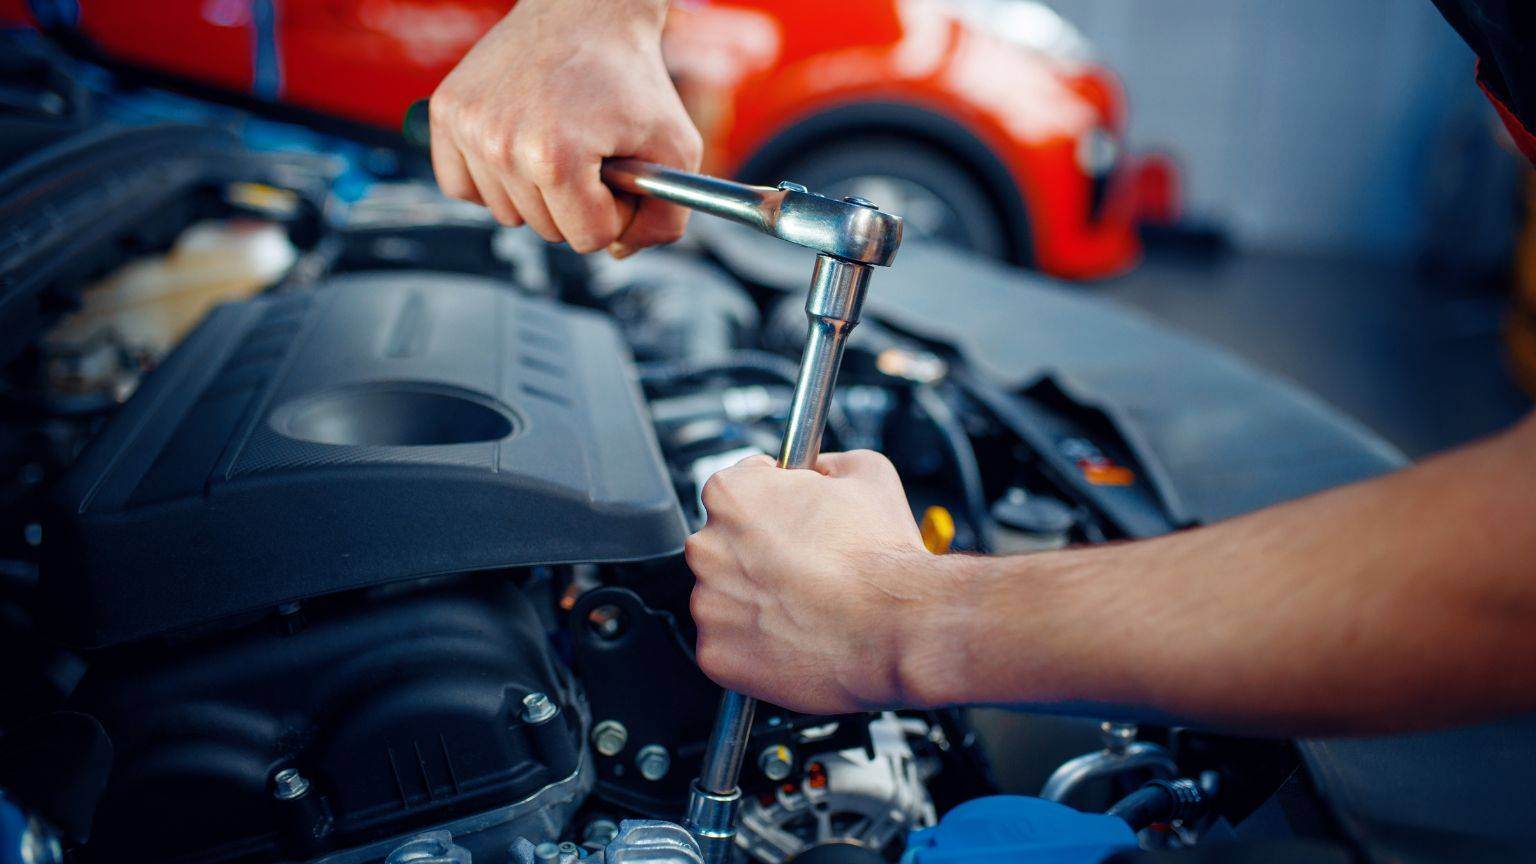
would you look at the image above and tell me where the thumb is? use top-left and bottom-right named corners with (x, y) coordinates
top-left (815, 450), bottom-right (894, 480)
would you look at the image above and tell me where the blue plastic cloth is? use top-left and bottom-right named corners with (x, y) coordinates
top-left (903, 796), bottom-right (1137, 864)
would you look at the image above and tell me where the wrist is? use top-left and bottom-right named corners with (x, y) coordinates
top-left (891, 545), bottom-right (1161, 712)
top-left (891, 552), bottom-right (990, 708)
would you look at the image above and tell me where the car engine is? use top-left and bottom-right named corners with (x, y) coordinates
top-left (0, 117), bottom-right (1326, 864)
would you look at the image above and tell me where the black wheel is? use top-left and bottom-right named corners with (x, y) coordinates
top-left (773, 135), bottom-right (1012, 259)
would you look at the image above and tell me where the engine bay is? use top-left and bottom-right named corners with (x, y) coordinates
top-left (1, 115), bottom-right (1364, 864)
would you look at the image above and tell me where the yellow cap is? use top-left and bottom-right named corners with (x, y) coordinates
top-left (920, 505), bottom-right (956, 554)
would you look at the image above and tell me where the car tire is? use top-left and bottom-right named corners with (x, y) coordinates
top-left (773, 136), bottom-right (1014, 260)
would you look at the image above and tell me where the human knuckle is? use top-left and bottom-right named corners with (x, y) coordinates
top-left (688, 587), bottom-right (715, 622)
top-left (680, 128), bottom-right (704, 165)
top-left (520, 138), bottom-right (578, 185)
top-left (696, 641), bottom-right (728, 681)
top-left (472, 129), bottom-right (510, 165)
top-left (684, 533), bottom-right (706, 565)
top-left (700, 474), bottom-right (731, 509)
top-left (568, 225), bottom-right (614, 255)
top-left (428, 90), bottom-right (458, 121)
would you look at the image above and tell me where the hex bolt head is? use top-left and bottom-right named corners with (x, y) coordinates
top-left (586, 604), bottom-right (626, 640)
top-left (522, 692), bottom-right (559, 725)
top-left (591, 720), bottom-right (629, 757)
top-left (271, 768), bottom-right (310, 801)
top-left (581, 818), bottom-right (619, 846)
top-left (635, 744), bottom-right (671, 781)
top-left (757, 744), bottom-right (794, 782)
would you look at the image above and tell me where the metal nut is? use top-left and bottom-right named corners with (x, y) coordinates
top-left (271, 768), bottom-right (310, 801)
top-left (635, 744), bottom-right (671, 781)
top-left (522, 692), bottom-right (559, 725)
top-left (586, 604), bottom-right (626, 640)
top-left (592, 720), bottom-right (629, 757)
top-left (757, 744), bottom-right (794, 782)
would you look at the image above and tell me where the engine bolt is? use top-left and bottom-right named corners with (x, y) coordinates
top-left (534, 842), bottom-right (562, 864)
top-left (582, 818), bottom-right (619, 846)
top-left (271, 768), bottom-right (310, 801)
top-left (635, 744), bottom-right (671, 781)
top-left (558, 841), bottom-right (582, 858)
top-left (757, 744), bottom-right (794, 781)
top-left (591, 720), bottom-right (628, 756)
top-left (1099, 720), bottom-right (1137, 753)
top-left (522, 692), bottom-right (559, 725)
top-left (586, 604), bottom-right (626, 640)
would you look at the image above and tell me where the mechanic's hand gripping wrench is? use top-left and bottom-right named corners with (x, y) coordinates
top-left (404, 100), bottom-right (903, 857)
top-left (602, 159), bottom-right (903, 862)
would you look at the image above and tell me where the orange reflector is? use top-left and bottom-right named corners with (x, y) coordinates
top-left (807, 762), bottom-right (827, 789)
top-left (1082, 463), bottom-right (1136, 486)
top-left (920, 506), bottom-right (956, 554)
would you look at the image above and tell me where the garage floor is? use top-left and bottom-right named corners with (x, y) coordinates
top-left (970, 247), bottom-right (1532, 798)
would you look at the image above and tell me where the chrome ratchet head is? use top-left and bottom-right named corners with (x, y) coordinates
top-left (600, 159), bottom-right (903, 266)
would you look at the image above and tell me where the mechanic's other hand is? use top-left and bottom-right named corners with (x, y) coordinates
top-left (687, 451), bottom-right (961, 715)
top-left (430, 0), bottom-right (702, 257)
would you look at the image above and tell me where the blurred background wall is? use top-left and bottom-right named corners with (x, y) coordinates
top-left (1043, 0), bottom-right (1519, 264)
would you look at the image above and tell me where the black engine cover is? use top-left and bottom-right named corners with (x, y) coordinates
top-left (44, 272), bottom-right (687, 646)
top-left (69, 580), bottom-right (585, 863)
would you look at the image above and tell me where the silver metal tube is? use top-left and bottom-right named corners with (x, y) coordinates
top-left (779, 256), bottom-right (869, 469)
top-left (602, 160), bottom-right (777, 233)
top-left (779, 319), bottom-right (846, 469)
top-left (697, 692), bottom-right (757, 795)
top-left (684, 257), bottom-right (872, 862)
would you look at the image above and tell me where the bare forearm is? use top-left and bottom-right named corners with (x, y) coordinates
top-left (914, 414), bottom-right (1536, 734)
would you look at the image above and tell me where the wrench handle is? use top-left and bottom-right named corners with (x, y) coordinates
top-left (601, 158), bottom-right (780, 235)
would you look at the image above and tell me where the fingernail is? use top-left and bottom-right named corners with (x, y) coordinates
top-left (608, 242), bottom-right (636, 260)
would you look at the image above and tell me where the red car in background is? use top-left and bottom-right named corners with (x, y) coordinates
top-left (4, 0), bottom-right (1172, 278)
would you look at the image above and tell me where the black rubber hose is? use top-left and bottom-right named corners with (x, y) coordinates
top-left (913, 385), bottom-right (997, 552)
top-left (1108, 778), bottom-right (1210, 832)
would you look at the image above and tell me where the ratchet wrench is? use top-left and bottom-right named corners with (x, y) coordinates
top-left (403, 102), bottom-right (904, 861)
top-left (602, 159), bottom-right (902, 864)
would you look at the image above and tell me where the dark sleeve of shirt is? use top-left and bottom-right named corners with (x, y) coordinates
top-left (1430, 0), bottom-right (1536, 161)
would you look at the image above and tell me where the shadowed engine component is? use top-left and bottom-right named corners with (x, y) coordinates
top-left (68, 581), bottom-right (590, 864)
